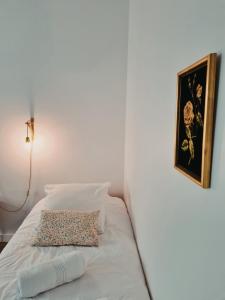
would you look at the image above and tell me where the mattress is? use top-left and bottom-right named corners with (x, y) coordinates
top-left (0, 196), bottom-right (150, 300)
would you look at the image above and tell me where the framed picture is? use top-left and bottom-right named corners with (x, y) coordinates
top-left (174, 53), bottom-right (217, 188)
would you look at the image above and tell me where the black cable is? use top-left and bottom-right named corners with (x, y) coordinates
top-left (0, 142), bottom-right (33, 213)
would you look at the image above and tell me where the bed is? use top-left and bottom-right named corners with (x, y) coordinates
top-left (0, 195), bottom-right (150, 300)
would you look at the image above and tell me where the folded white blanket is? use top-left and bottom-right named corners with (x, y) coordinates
top-left (17, 251), bottom-right (86, 298)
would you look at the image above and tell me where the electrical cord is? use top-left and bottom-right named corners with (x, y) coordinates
top-left (0, 142), bottom-right (33, 213)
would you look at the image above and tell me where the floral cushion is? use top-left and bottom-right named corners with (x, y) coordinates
top-left (32, 210), bottom-right (99, 247)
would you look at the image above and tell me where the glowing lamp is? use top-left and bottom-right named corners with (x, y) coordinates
top-left (25, 136), bottom-right (30, 143)
top-left (25, 118), bottom-right (34, 143)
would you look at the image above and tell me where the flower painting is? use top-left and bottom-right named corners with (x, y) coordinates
top-left (175, 54), bottom-right (217, 188)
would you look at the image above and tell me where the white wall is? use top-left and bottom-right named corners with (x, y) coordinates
top-left (0, 0), bottom-right (129, 236)
top-left (125, 1), bottom-right (225, 300)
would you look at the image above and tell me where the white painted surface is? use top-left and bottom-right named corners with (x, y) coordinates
top-left (125, 1), bottom-right (225, 300)
top-left (0, 1), bottom-right (129, 233)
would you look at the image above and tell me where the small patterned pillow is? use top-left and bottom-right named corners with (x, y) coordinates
top-left (32, 210), bottom-right (99, 247)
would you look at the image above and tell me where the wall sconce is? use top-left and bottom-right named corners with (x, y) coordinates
top-left (25, 118), bottom-right (34, 143)
top-left (0, 118), bottom-right (35, 213)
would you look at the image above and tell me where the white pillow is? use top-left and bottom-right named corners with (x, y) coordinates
top-left (44, 182), bottom-right (110, 196)
top-left (42, 183), bottom-right (110, 234)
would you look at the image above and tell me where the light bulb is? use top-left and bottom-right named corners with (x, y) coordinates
top-left (25, 136), bottom-right (30, 143)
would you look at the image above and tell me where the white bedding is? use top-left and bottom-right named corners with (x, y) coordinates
top-left (0, 197), bottom-right (150, 300)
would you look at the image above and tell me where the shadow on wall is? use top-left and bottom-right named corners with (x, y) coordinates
top-left (0, 191), bottom-right (29, 235)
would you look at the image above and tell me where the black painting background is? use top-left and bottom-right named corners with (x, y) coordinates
top-left (176, 64), bottom-right (207, 180)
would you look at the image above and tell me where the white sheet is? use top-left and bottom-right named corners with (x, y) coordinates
top-left (0, 197), bottom-right (150, 300)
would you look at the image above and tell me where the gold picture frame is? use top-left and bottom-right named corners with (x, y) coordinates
top-left (174, 53), bottom-right (217, 188)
